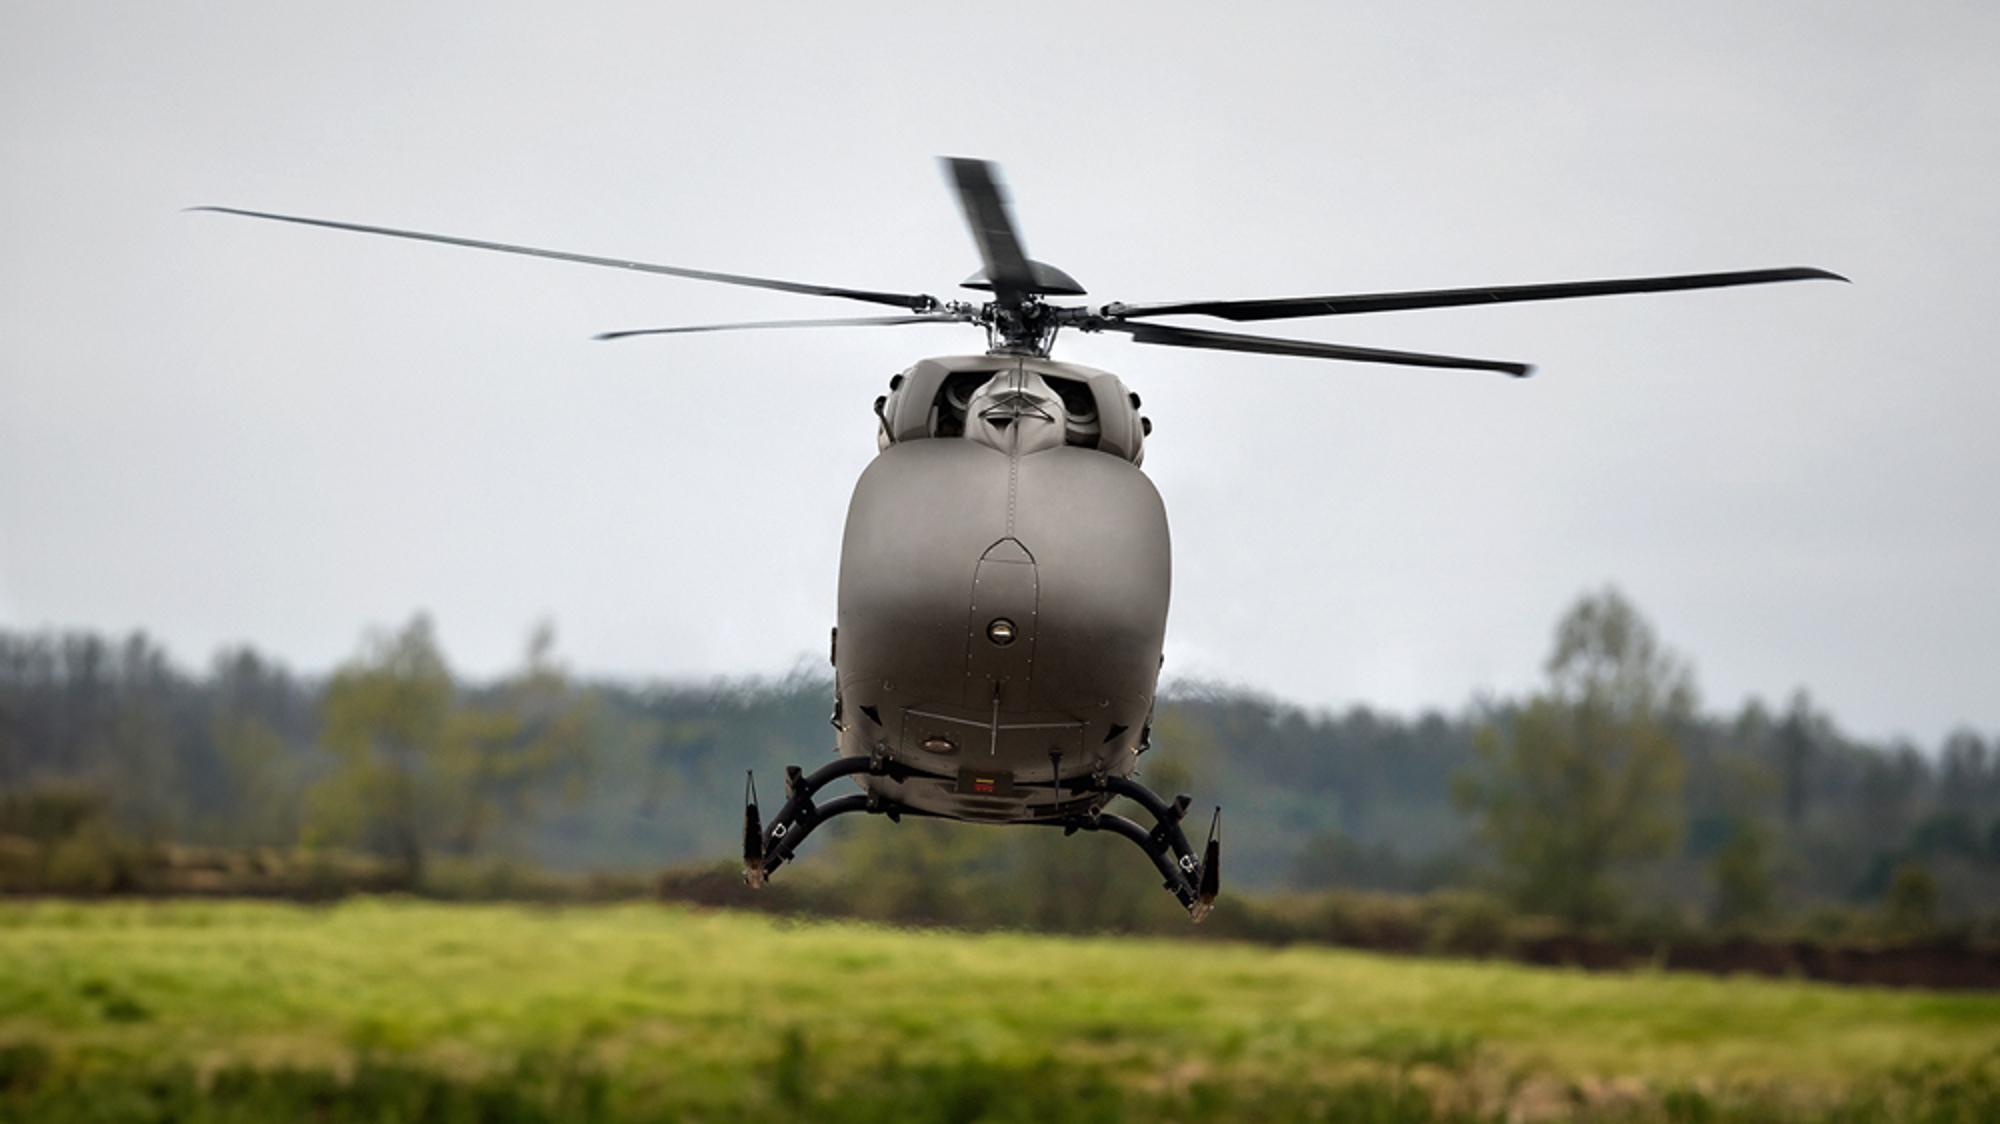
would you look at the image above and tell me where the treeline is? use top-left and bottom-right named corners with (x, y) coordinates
top-left (3, 595), bottom-right (1998, 944)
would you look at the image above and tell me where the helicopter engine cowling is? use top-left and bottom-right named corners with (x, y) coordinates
top-left (834, 358), bottom-right (1170, 822)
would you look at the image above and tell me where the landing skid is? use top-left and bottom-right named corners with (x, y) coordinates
top-left (742, 753), bottom-right (1220, 922)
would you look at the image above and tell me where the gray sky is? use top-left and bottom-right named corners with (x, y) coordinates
top-left (3, 2), bottom-right (1995, 747)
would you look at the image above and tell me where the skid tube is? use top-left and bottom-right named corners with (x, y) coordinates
top-left (742, 750), bottom-right (929, 887)
top-left (742, 754), bottom-right (1222, 922)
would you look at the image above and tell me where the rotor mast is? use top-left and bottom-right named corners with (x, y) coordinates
top-left (943, 156), bottom-right (1086, 358)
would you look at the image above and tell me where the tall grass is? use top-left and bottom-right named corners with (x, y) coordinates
top-left (1, 899), bottom-right (1995, 1121)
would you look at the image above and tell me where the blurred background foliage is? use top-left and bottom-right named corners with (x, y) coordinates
top-left (3, 590), bottom-right (1999, 955)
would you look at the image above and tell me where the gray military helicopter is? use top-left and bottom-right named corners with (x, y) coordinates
top-left (196, 159), bottom-right (1841, 921)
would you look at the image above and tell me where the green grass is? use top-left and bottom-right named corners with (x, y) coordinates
top-left (1, 898), bottom-right (1996, 1121)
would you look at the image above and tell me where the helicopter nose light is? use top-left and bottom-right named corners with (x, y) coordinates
top-left (987, 618), bottom-right (1017, 645)
top-left (922, 735), bottom-right (958, 755)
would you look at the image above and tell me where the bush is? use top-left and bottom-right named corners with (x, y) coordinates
top-left (1886, 863), bottom-right (1940, 937)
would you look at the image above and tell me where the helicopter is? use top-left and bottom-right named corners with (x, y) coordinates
top-left (195, 158), bottom-right (1843, 921)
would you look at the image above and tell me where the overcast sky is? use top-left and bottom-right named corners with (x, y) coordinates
top-left (3, 2), bottom-right (1995, 747)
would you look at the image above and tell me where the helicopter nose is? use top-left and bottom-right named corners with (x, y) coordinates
top-left (965, 536), bottom-right (1037, 707)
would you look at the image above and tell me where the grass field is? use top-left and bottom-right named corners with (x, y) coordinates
top-left (2, 898), bottom-right (1996, 1121)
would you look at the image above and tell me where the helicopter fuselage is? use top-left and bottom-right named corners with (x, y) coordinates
top-left (831, 354), bottom-right (1166, 823)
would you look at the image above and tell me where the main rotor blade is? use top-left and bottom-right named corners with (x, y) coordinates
top-left (1107, 266), bottom-right (1847, 323)
top-left (1094, 320), bottom-right (1533, 377)
top-left (942, 158), bottom-right (1035, 302)
top-left (187, 206), bottom-right (941, 312)
top-left (595, 311), bottom-right (975, 341)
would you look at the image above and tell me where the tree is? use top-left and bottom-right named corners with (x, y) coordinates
top-left (1884, 861), bottom-right (1939, 936)
top-left (442, 623), bottom-right (594, 857)
top-left (1778, 690), bottom-right (1817, 825)
top-left (1709, 818), bottom-right (1775, 927)
top-left (309, 617), bottom-right (594, 884)
top-left (209, 646), bottom-right (310, 846)
top-left (1456, 588), bottom-right (1690, 927)
top-left (312, 616), bottom-right (456, 884)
